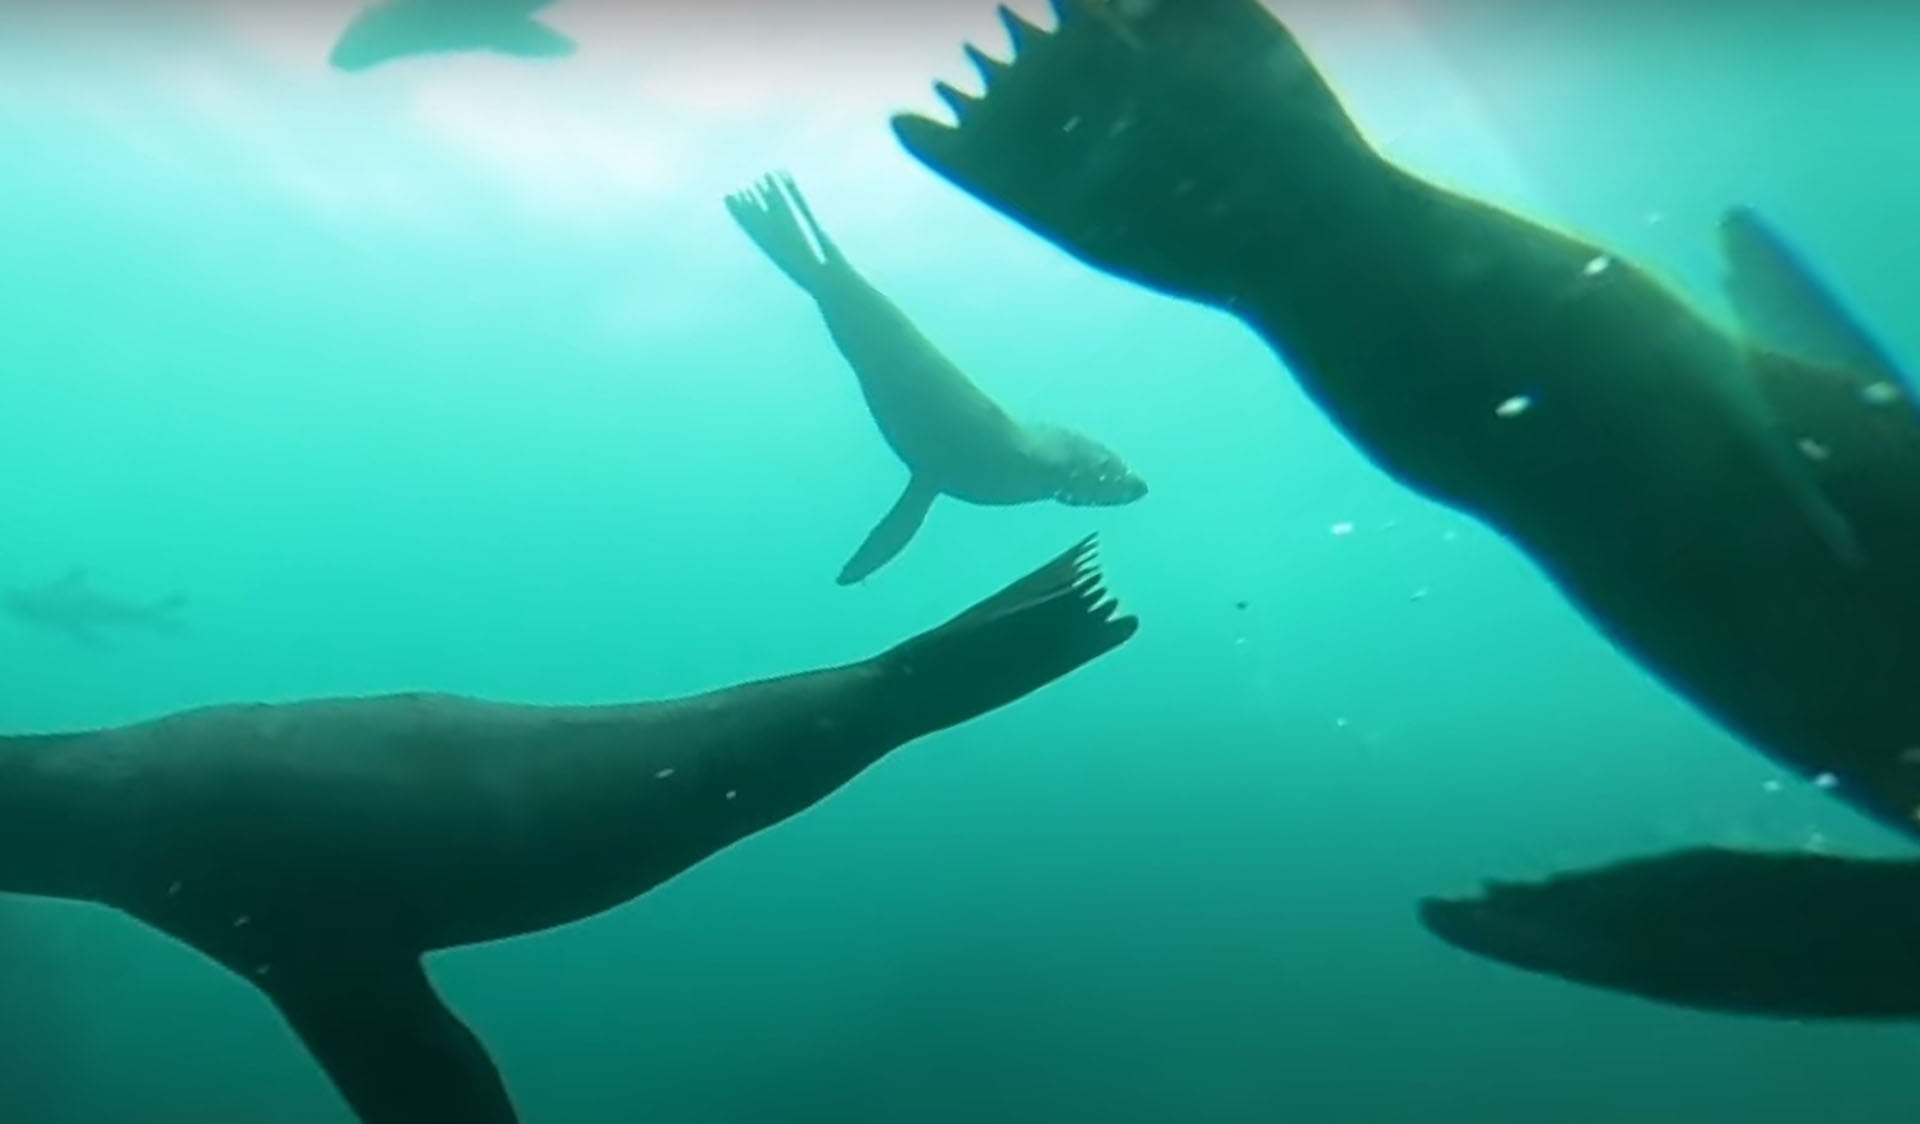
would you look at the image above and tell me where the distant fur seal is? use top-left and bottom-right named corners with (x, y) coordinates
top-left (329, 0), bottom-right (575, 73)
top-left (725, 172), bottom-right (1147, 585)
top-left (4, 567), bottom-right (187, 648)
top-left (894, 0), bottom-right (1920, 1016)
top-left (0, 538), bottom-right (1135, 1122)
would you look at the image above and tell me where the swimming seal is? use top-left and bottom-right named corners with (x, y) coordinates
top-left (1415, 209), bottom-right (1920, 1019)
top-left (0, 538), bottom-right (1135, 1121)
top-left (329, 0), bottom-right (575, 73)
top-left (725, 172), bottom-right (1147, 584)
top-left (894, 0), bottom-right (1920, 1016)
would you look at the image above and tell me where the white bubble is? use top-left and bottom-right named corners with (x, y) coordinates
top-left (655, 768), bottom-right (676, 780)
top-left (1495, 395), bottom-right (1533, 418)
top-left (1331, 521), bottom-right (1355, 537)
top-left (1863, 381), bottom-right (1904, 406)
top-left (1813, 772), bottom-right (1839, 790)
top-left (1797, 438), bottom-right (1832, 462)
top-left (1582, 255), bottom-right (1613, 277)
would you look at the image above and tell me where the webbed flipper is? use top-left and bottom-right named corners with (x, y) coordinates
top-left (1721, 205), bottom-right (1918, 413)
top-left (838, 478), bottom-right (939, 586)
top-left (1420, 846), bottom-right (1920, 1019)
top-left (330, 0), bottom-right (575, 72)
top-left (892, 0), bottom-right (1364, 308)
top-left (725, 173), bottom-right (843, 296)
top-left (482, 10), bottom-right (575, 60)
top-left (262, 954), bottom-right (517, 1124)
top-left (1718, 207), bottom-right (1920, 554)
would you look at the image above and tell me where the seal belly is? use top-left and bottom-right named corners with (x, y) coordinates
top-left (811, 276), bottom-right (1057, 502)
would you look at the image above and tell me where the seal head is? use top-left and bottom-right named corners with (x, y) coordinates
top-left (1031, 425), bottom-right (1149, 507)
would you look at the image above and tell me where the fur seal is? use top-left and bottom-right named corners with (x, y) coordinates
top-left (4, 567), bottom-right (187, 648)
top-left (724, 172), bottom-right (1147, 585)
top-left (329, 0), bottom-right (575, 73)
top-left (893, 0), bottom-right (1920, 1015)
top-left (0, 538), bottom-right (1135, 1121)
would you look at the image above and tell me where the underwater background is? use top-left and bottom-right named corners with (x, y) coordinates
top-left (3, 0), bottom-right (1917, 1120)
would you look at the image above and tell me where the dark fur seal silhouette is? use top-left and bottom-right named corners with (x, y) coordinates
top-left (0, 538), bottom-right (1135, 1121)
top-left (329, 0), bottom-right (574, 73)
top-left (3, 568), bottom-right (187, 648)
top-left (1417, 209), bottom-right (1920, 1019)
top-left (893, 0), bottom-right (1920, 1017)
top-left (725, 172), bottom-right (1147, 584)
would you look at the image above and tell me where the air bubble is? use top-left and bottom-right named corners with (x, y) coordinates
top-left (1863, 381), bottom-right (1904, 406)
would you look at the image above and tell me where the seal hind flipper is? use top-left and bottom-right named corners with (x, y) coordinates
top-left (838, 478), bottom-right (940, 585)
top-left (480, 11), bottom-right (575, 60)
top-left (878, 533), bottom-right (1135, 736)
top-left (724, 173), bottom-right (844, 295)
top-left (893, 0), bottom-right (1361, 307)
top-left (262, 953), bottom-right (517, 1123)
top-left (1420, 847), bottom-right (1920, 1019)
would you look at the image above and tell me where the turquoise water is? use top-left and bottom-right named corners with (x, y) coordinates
top-left (4, 1), bottom-right (1917, 1120)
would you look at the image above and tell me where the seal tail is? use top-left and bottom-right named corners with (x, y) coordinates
top-left (1420, 847), bottom-right (1920, 1019)
top-left (724, 172), bottom-right (851, 296)
top-left (876, 534), bottom-right (1136, 739)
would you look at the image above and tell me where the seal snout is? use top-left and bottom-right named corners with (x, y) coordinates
top-left (1057, 472), bottom-right (1147, 507)
top-left (1056, 458), bottom-right (1150, 508)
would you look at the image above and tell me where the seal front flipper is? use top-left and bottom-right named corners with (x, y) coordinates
top-left (1718, 208), bottom-right (1920, 550)
top-left (1420, 847), bottom-right (1920, 1019)
top-left (1720, 206), bottom-right (1919, 412)
top-left (838, 478), bottom-right (939, 585)
top-left (261, 953), bottom-right (517, 1124)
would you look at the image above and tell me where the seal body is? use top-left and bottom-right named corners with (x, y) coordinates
top-left (726, 173), bottom-right (1146, 584)
top-left (328, 0), bottom-right (575, 72)
top-left (893, 0), bottom-right (1920, 1016)
top-left (0, 540), bottom-right (1135, 1122)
